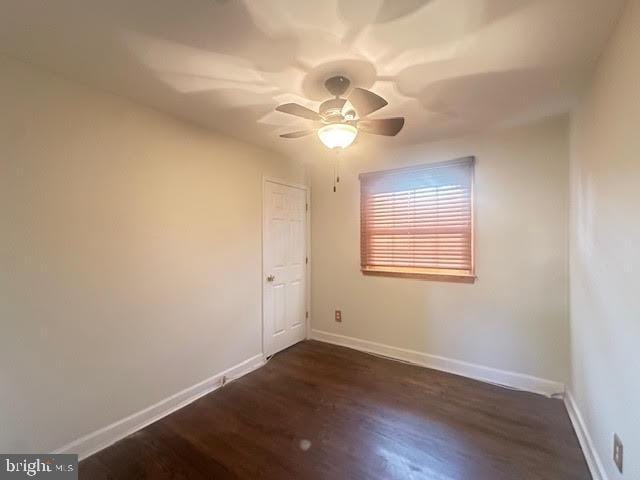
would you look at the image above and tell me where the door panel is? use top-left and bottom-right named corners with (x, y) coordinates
top-left (263, 181), bottom-right (307, 356)
top-left (273, 283), bottom-right (286, 335)
top-left (288, 280), bottom-right (304, 328)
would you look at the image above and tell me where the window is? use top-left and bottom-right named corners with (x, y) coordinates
top-left (359, 157), bottom-right (475, 282)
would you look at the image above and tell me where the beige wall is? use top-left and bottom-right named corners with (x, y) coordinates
top-left (0, 56), bottom-right (306, 453)
top-left (310, 117), bottom-right (570, 383)
top-left (569, 0), bottom-right (640, 477)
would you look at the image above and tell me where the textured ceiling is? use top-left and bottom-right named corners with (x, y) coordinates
top-left (0, 0), bottom-right (625, 159)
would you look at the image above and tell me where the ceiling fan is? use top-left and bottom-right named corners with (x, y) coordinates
top-left (276, 75), bottom-right (405, 149)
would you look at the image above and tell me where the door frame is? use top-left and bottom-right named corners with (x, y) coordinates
top-left (262, 176), bottom-right (311, 359)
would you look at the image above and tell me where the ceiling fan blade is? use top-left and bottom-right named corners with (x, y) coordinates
top-left (275, 103), bottom-right (321, 121)
top-left (345, 88), bottom-right (388, 117)
top-left (279, 130), bottom-right (316, 139)
top-left (358, 117), bottom-right (405, 136)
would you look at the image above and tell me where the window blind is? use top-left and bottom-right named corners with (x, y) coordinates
top-left (359, 157), bottom-right (475, 280)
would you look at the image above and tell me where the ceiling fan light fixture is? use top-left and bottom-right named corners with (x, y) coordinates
top-left (318, 123), bottom-right (357, 149)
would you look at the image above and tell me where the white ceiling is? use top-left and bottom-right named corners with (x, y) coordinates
top-left (0, 0), bottom-right (625, 158)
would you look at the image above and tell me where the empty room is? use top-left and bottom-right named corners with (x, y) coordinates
top-left (1, 0), bottom-right (638, 479)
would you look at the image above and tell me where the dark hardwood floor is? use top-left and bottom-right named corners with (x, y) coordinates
top-left (80, 340), bottom-right (590, 479)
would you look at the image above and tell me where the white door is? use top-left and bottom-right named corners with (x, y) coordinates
top-left (263, 180), bottom-right (307, 357)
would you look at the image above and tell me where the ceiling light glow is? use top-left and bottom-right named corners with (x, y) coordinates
top-left (318, 124), bottom-right (358, 149)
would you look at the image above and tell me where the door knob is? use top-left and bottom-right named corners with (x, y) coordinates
top-left (267, 275), bottom-right (275, 282)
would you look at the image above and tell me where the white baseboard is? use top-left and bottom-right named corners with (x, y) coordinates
top-left (54, 353), bottom-right (265, 461)
top-left (311, 329), bottom-right (565, 397)
top-left (564, 390), bottom-right (608, 480)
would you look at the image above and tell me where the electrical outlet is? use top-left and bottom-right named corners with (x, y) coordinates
top-left (613, 433), bottom-right (623, 474)
top-left (335, 310), bottom-right (342, 322)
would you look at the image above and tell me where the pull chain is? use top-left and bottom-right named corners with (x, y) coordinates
top-left (332, 149), bottom-right (340, 193)
top-left (332, 158), bottom-right (336, 192)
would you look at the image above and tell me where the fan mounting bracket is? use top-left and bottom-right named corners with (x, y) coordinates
top-left (324, 75), bottom-right (350, 97)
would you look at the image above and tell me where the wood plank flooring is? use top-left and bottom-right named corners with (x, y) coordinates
top-left (80, 340), bottom-right (590, 479)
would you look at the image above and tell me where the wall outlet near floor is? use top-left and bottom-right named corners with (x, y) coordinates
top-left (613, 433), bottom-right (623, 473)
top-left (335, 310), bottom-right (342, 322)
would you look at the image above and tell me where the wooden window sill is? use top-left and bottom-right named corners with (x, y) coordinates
top-left (361, 266), bottom-right (476, 283)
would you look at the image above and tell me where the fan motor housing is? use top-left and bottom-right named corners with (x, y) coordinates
top-left (319, 98), bottom-right (347, 122)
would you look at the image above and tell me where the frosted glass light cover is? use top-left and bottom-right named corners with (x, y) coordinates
top-left (318, 124), bottom-right (358, 149)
